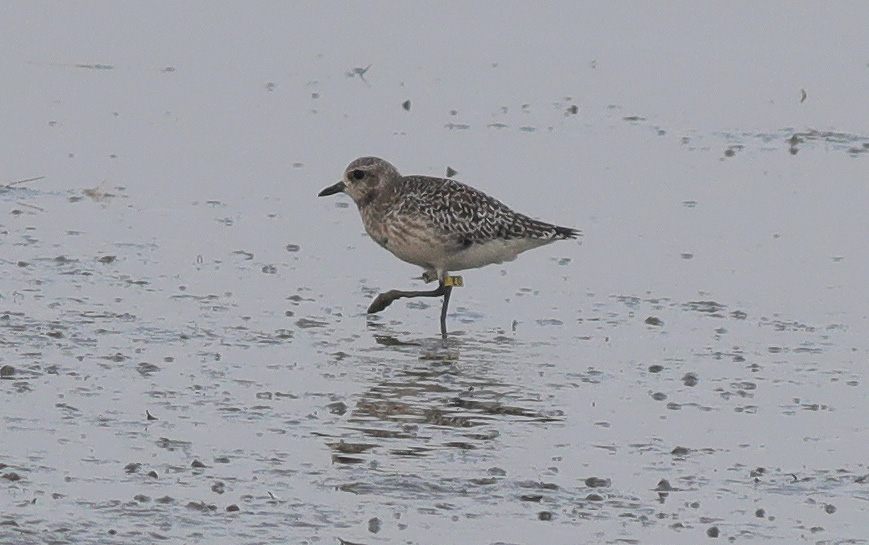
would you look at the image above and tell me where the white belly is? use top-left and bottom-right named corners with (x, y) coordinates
top-left (439, 238), bottom-right (553, 272)
top-left (383, 233), bottom-right (553, 275)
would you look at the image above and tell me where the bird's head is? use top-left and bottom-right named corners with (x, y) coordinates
top-left (318, 157), bottom-right (401, 207)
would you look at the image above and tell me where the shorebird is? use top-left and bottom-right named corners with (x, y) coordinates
top-left (319, 157), bottom-right (579, 337)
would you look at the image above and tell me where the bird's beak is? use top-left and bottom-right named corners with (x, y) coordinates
top-left (318, 181), bottom-right (346, 197)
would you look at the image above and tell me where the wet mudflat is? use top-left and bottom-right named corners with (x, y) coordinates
top-left (3, 4), bottom-right (869, 544)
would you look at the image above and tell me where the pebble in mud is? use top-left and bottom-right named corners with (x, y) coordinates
top-left (186, 501), bottom-right (218, 512)
top-left (584, 477), bottom-right (611, 488)
top-left (655, 479), bottom-right (676, 491)
top-left (327, 401), bottom-right (348, 415)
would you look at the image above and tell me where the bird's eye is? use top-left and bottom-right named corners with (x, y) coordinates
top-left (351, 169), bottom-right (365, 180)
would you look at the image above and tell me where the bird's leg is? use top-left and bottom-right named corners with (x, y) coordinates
top-left (367, 283), bottom-right (448, 314)
top-left (367, 275), bottom-right (463, 338)
top-left (439, 284), bottom-right (453, 338)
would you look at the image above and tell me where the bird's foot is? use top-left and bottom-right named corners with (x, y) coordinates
top-left (420, 270), bottom-right (438, 283)
top-left (367, 291), bottom-right (399, 313)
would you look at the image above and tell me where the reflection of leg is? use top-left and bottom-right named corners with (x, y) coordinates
top-left (367, 283), bottom-right (447, 314)
top-left (439, 285), bottom-right (453, 338)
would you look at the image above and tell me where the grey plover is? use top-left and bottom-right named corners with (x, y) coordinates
top-left (319, 157), bottom-right (580, 337)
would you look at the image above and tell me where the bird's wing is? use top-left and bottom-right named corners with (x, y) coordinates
top-left (394, 177), bottom-right (573, 247)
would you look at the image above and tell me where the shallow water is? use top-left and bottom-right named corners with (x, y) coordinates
top-left (2, 3), bottom-right (869, 544)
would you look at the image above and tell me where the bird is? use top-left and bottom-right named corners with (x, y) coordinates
top-left (318, 157), bottom-right (580, 337)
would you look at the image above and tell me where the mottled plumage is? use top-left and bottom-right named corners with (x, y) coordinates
top-left (318, 156), bottom-right (580, 336)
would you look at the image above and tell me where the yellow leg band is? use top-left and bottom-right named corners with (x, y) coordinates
top-left (444, 275), bottom-right (464, 287)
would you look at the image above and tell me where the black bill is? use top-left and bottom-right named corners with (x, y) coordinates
top-left (318, 181), bottom-right (345, 197)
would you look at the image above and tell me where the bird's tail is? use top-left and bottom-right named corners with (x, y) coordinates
top-left (554, 225), bottom-right (581, 239)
